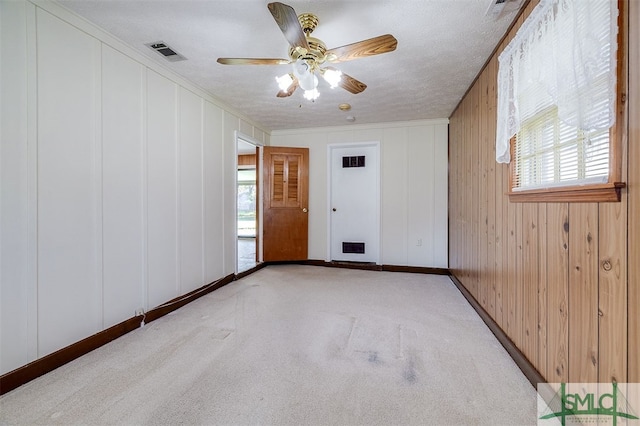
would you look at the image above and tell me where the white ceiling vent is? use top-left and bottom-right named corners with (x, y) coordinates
top-left (145, 41), bottom-right (187, 62)
top-left (485, 0), bottom-right (525, 18)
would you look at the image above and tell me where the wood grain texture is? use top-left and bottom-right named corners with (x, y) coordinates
top-left (522, 203), bottom-right (538, 364)
top-left (546, 203), bottom-right (569, 383)
top-left (568, 203), bottom-right (599, 383)
top-left (262, 146), bottom-right (309, 262)
top-left (537, 204), bottom-right (548, 377)
top-left (325, 34), bottom-right (397, 64)
top-left (514, 202), bottom-right (524, 351)
top-left (448, 0), bottom-right (635, 385)
top-left (267, 2), bottom-right (309, 50)
top-left (627, 0), bottom-right (639, 385)
top-left (331, 69), bottom-right (367, 94)
top-left (216, 58), bottom-right (289, 66)
top-left (479, 70), bottom-right (489, 311)
top-left (237, 154), bottom-right (256, 167)
top-left (472, 83), bottom-right (481, 300)
top-left (491, 54), bottom-right (505, 330)
top-left (598, 200), bottom-right (627, 383)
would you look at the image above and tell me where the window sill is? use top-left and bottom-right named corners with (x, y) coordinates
top-left (508, 182), bottom-right (626, 203)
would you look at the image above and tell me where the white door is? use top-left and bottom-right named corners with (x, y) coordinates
top-left (329, 143), bottom-right (380, 263)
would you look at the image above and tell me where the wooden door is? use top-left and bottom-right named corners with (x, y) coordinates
top-left (262, 146), bottom-right (309, 261)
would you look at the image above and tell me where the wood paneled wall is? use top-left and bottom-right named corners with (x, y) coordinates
top-left (449, 0), bottom-right (639, 384)
top-left (238, 154), bottom-right (257, 167)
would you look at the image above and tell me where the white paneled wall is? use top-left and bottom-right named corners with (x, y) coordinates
top-left (203, 102), bottom-right (225, 283)
top-left (36, 8), bottom-right (103, 355)
top-left (146, 70), bottom-right (179, 308)
top-left (102, 45), bottom-right (145, 328)
top-left (1, 0), bottom-right (38, 373)
top-left (271, 120), bottom-right (449, 268)
top-left (0, 0), bottom-right (267, 375)
top-left (179, 88), bottom-right (205, 294)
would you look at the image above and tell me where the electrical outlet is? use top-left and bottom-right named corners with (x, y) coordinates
top-left (417, 238), bottom-right (422, 247)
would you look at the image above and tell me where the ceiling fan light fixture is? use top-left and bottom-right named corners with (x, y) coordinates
top-left (292, 58), bottom-right (311, 79)
top-left (218, 2), bottom-right (397, 102)
top-left (276, 73), bottom-right (294, 91)
top-left (298, 73), bottom-right (318, 92)
top-left (322, 68), bottom-right (342, 89)
top-left (303, 88), bottom-right (320, 101)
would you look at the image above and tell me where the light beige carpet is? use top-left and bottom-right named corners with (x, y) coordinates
top-left (0, 265), bottom-right (537, 425)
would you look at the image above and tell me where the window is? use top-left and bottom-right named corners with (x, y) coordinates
top-left (237, 168), bottom-right (257, 237)
top-left (496, 0), bottom-right (625, 202)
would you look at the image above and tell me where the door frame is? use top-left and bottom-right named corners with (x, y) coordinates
top-left (235, 131), bottom-right (263, 274)
top-left (326, 141), bottom-right (381, 264)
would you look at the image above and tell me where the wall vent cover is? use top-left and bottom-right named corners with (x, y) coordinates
top-left (146, 41), bottom-right (187, 62)
top-left (342, 156), bottom-right (365, 168)
top-left (342, 242), bottom-right (365, 254)
top-left (485, 0), bottom-right (524, 17)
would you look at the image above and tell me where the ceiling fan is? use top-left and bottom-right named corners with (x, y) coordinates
top-left (217, 2), bottom-right (398, 100)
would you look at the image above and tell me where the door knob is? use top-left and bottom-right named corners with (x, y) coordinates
top-left (302, 208), bottom-right (308, 213)
top-left (332, 208), bottom-right (337, 212)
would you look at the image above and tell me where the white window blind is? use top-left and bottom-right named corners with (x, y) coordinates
top-left (496, 0), bottom-right (618, 175)
top-left (513, 105), bottom-right (610, 190)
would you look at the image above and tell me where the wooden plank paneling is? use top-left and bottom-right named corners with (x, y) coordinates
top-left (546, 203), bottom-right (569, 383)
top-left (568, 203), bottom-right (599, 383)
top-left (485, 66), bottom-right (497, 319)
top-left (471, 84), bottom-right (480, 299)
top-left (238, 154), bottom-right (256, 166)
top-left (514, 202), bottom-right (524, 351)
top-left (448, 0), bottom-right (635, 386)
top-left (537, 204), bottom-right (548, 377)
top-left (598, 200), bottom-right (627, 383)
top-left (479, 74), bottom-right (488, 311)
top-left (506, 192), bottom-right (518, 342)
top-left (522, 203), bottom-right (538, 365)
top-left (628, 0), bottom-right (640, 385)
top-left (491, 52), bottom-right (505, 329)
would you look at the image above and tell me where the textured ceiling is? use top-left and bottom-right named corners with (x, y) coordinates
top-left (57, 0), bottom-right (524, 131)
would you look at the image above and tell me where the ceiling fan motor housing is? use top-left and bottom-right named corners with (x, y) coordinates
top-left (298, 13), bottom-right (319, 34)
top-left (287, 13), bottom-right (327, 70)
top-left (289, 36), bottom-right (326, 68)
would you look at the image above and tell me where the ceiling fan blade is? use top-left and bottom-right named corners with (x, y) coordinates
top-left (338, 73), bottom-right (367, 94)
top-left (277, 78), bottom-right (299, 97)
top-left (324, 67), bottom-right (367, 94)
top-left (267, 2), bottom-right (310, 50)
top-left (217, 58), bottom-right (290, 65)
top-left (325, 34), bottom-right (398, 63)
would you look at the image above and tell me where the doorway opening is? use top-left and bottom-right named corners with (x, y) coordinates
top-left (236, 134), bottom-right (262, 273)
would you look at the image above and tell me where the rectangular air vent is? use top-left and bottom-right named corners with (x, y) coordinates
top-left (342, 242), bottom-right (365, 254)
top-left (485, 0), bottom-right (524, 18)
top-left (146, 41), bottom-right (187, 62)
top-left (342, 156), bottom-right (365, 168)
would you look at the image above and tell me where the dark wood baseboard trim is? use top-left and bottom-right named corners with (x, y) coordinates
top-left (0, 316), bottom-right (142, 396)
top-left (302, 259), bottom-right (382, 271)
top-left (448, 273), bottom-right (545, 388)
top-left (235, 261), bottom-right (267, 280)
top-left (273, 259), bottom-right (450, 276)
top-left (1, 264), bottom-right (542, 396)
top-left (0, 273), bottom-right (235, 396)
top-left (381, 264), bottom-right (449, 275)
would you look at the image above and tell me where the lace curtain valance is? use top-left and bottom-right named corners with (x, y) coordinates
top-left (495, 0), bottom-right (618, 163)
